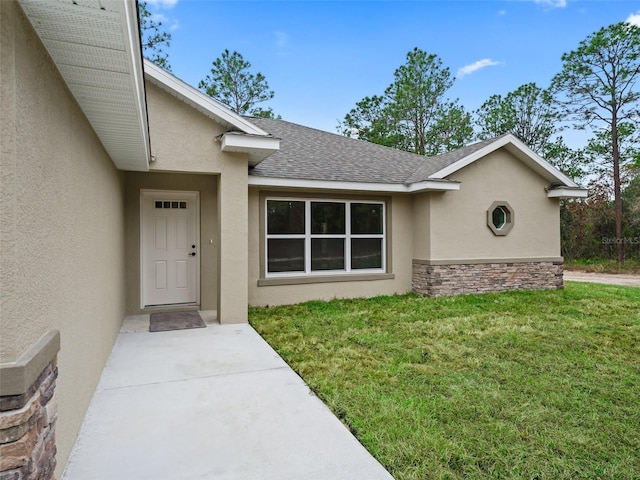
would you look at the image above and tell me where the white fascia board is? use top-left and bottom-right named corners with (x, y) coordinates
top-left (408, 180), bottom-right (460, 192)
top-left (247, 176), bottom-right (460, 193)
top-left (143, 60), bottom-right (268, 136)
top-left (429, 136), bottom-right (513, 179)
top-left (430, 134), bottom-right (580, 188)
top-left (220, 133), bottom-right (280, 152)
top-left (122, 0), bottom-right (150, 170)
top-left (547, 187), bottom-right (589, 199)
top-left (220, 133), bottom-right (280, 165)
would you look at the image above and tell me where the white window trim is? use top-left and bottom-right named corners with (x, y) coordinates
top-left (492, 206), bottom-right (507, 229)
top-left (265, 197), bottom-right (386, 278)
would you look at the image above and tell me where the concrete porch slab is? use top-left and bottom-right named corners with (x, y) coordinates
top-left (62, 323), bottom-right (394, 480)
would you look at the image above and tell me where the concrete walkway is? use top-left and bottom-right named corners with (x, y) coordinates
top-left (62, 317), bottom-right (394, 480)
top-left (564, 270), bottom-right (640, 288)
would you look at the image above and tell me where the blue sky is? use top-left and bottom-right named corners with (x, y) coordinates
top-left (146, 0), bottom-right (640, 144)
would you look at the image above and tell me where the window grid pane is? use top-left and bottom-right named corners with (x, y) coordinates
top-left (267, 200), bottom-right (305, 234)
top-left (311, 238), bottom-right (345, 271)
top-left (266, 199), bottom-right (385, 275)
top-left (351, 203), bottom-right (383, 234)
top-left (351, 238), bottom-right (383, 270)
top-left (311, 202), bottom-right (345, 234)
top-left (267, 238), bottom-right (305, 273)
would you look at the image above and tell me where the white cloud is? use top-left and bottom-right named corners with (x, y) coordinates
top-left (149, 11), bottom-right (179, 31)
top-left (498, 10), bottom-right (507, 16)
top-left (146, 0), bottom-right (179, 9)
top-left (534, 0), bottom-right (567, 8)
top-left (275, 31), bottom-right (289, 49)
top-left (151, 12), bottom-right (168, 24)
top-left (626, 11), bottom-right (640, 27)
top-left (457, 59), bottom-right (501, 79)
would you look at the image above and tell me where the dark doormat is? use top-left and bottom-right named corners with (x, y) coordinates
top-left (149, 311), bottom-right (206, 332)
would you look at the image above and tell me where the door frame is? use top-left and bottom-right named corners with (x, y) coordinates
top-left (140, 189), bottom-right (201, 308)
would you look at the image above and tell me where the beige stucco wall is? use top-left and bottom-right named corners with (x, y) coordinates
top-left (145, 81), bottom-right (249, 323)
top-left (423, 149), bottom-right (561, 261)
top-left (1, 2), bottom-right (126, 475)
top-left (247, 189), bottom-right (414, 306)
top-left (412, 192), bottom-right (432, 260)
top-left (217, 160), bottom-right (250, 322)
top-left (123, 173), bottom-right (218, 314)
top-left (144, 81), bottom-right (229, 173)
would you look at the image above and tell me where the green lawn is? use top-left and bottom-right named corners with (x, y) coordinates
top-left (249, 283), bottom-right (640, 480)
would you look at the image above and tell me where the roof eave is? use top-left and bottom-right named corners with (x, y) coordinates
top-left (546, 187), bottom-right (589, 199)
top-left (407, 179), bottom-right (460, 193)
top-left (247, 176), bottom-right (460, 193)
top-left (220, 133), bottom-right (281, 166)
top-left (121, 0), bottom-right (150, 171)
top-left (19, 0), bottom-right (150, 172)
top-left (143, 61), bottom-right (269, 136)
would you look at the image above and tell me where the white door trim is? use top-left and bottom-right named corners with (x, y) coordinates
top-left (140, 189), bottom-right (200, 308)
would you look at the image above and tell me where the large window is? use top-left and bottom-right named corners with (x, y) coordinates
top-left (266, 198), bottom-right (386, 276)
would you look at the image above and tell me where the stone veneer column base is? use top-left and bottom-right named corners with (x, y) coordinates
top-left (412, 260), bottom-right (564, 297)
top-left (0, 338), bottom-right (59, 480)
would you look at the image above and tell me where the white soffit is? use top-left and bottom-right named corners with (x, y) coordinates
top-left (19, 0), bottom-right (150, 172)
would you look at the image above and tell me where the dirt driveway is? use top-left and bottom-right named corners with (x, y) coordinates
top-left (564, 270), bottom-right (640, 288)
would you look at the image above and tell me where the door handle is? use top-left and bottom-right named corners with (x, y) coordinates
top-left (190, 252), bottom-right (196, 257)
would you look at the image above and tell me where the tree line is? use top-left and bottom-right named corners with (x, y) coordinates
top-left (140, 1), bottom-right (639, 263)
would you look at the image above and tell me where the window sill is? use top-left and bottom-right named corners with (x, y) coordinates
top-left (258, 272), bottom-right (395, 287)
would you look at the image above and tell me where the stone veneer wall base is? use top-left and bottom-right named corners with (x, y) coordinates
top-left (0, 338), bottom-right (59, 480)
top-left (412, 260), bottom-right (563, 297)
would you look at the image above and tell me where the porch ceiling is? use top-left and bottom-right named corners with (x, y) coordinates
top-left (18, 0), bottom-right (150, 172)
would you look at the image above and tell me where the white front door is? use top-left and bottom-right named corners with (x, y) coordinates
top-left (141, 190), bottom-right (199, 307)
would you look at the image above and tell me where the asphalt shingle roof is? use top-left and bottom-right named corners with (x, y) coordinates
top-left (248, 117), bottom-right (502, 185)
